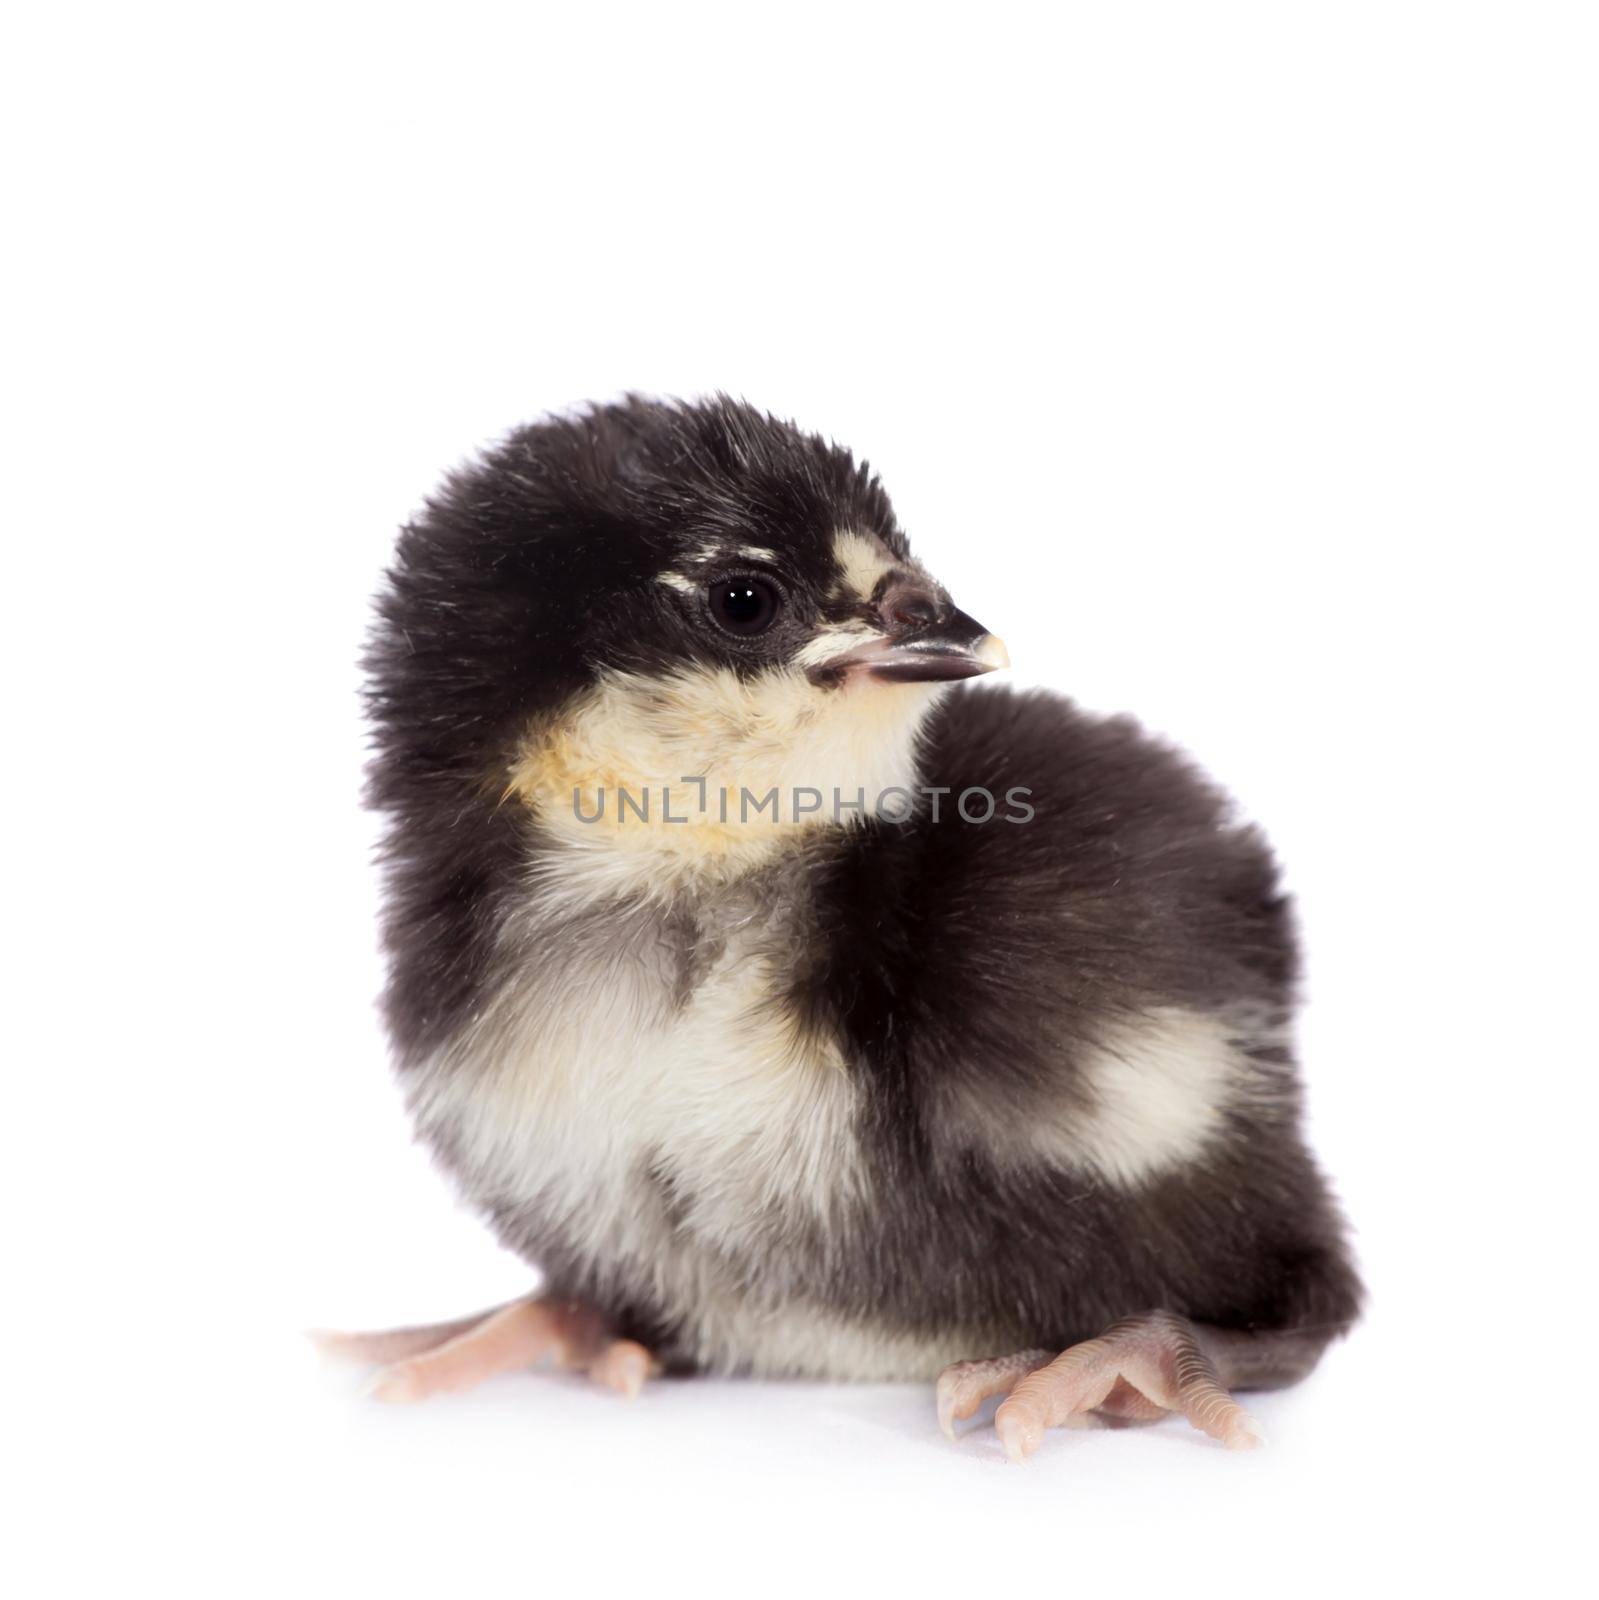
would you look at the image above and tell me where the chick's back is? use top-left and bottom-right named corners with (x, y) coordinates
top-left (785, 684), bottom-right (1360, 1348)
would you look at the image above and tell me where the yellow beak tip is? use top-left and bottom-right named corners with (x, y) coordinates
top-left (976, 634), bottom-right (1011, 671)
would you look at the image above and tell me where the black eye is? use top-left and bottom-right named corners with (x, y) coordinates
top-left (708, 576), bottom-right (782, 637)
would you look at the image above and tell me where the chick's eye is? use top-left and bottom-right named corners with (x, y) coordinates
top-left (708, 576), bottom-right (781, 637)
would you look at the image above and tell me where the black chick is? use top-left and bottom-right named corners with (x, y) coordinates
top-left (325, 396), bottom-right (1361, 1458)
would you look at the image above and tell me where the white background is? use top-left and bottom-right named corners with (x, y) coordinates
top-left (7, 4), bottom-right (1594, 1595)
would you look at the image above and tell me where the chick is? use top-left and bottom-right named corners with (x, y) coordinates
top-left (324, 396), bottom-right (1361, 1458)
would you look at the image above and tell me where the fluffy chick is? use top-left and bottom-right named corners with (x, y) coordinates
top-left (326, 396), bottom-right (1360, 1457)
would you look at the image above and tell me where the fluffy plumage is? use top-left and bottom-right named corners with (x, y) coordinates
top-left (363, 395), bottom-right (1360, 1384)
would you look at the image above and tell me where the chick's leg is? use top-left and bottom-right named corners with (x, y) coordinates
top-left (938, 1310), bottom-right (1331, 1460)
top-left (311, 1295), bottom-right (656, 1402)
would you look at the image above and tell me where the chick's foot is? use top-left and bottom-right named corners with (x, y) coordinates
top-left (937, 1310), bottom-right (1265, 1461)
top-left (310, 1295), bottom-right (656, 1403)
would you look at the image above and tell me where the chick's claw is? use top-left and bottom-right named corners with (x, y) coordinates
top-left (936, 1349), bottom-right (1053, 1439)
top-left (589, 1337), bottom-right (653, 1400)
top-left (312, 1294), bottom-right (658, 1403)
top-left (939, 1310), bottom-right (1264, 1461)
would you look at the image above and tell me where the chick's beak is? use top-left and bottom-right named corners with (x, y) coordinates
top-left (863, 605), bottom-right (1011, 682)
top-left (850, 574), bottom-right (1009, 683)
top-left (802, 576), bottom-right (1010, 687)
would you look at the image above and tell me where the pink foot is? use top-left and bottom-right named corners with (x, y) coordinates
top-left (937, 1310), bottom-right (1265, 1461)
top-left (310, 1296), bottom-right (657, 1403)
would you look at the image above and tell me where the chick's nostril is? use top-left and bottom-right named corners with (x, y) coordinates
top-left (892, 597), bottom-right (940, 628)
top-left (879, 581), bottom-right (943, 631)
